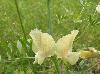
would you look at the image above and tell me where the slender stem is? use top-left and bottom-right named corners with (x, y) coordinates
top-left (61, 61), bottom-right (64, 74)
top-left (63, 62), bottom-right (71, 74)
top-left (51, 56), bottom-right (60, 74)
top-left (88, 62), bottom-right (100, 71)
top-left (14, 0), bottom-right (27, 40)
top-left (3, 57), bottom-right (35, 63)
top-left (14, 0), bottom-right (30, 56)
top-left (47, 0), bottom-right (52, 35)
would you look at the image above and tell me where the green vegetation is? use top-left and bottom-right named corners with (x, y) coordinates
top-left (0, 0), bottom-right (100, 74)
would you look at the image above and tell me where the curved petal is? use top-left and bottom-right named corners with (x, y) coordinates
top-left (33, 51), bottom-right (45, 65)
top-left (29, 29), bottom-right (55, 54)
top-left (29, 29), bottom-right (42, 53)
top-left (40, 33), bottom-right (55, 56)
top-left (66, 52), bottom-right (80, 65)
top-left (56, 30), bottom-right (79, 58)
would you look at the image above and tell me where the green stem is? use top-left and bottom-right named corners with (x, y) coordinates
top-left (47, 0), bottom-right (53, 35)
top-left (14, 0), bottom-right (31, 57)
top-left (51, 56), bottom-right (60, 74)
top-left (63, 62), bottom-right (71, 74)
top-left (88, 62), bottom-right (100, 71)
top-left (2, 57), bottom-right (35, 63)
top-left (14, 0), bottom-right (27, 40)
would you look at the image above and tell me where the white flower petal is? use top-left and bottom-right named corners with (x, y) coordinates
top-left (34, 51), bottom-right (45, 65)
top-left (40, 33), bottom-right (55, 54)
top-left (56, 30), bottom-right (79, 59)
top-left (66, 52), bottom-right (80, 65)
top-left (29, 29), bottom-right (42, 53)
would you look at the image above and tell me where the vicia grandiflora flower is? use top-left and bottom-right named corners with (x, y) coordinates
top-left (29, 29), bottom-right (80, 65)
top-left (29, 29), bottom-right (55, 65)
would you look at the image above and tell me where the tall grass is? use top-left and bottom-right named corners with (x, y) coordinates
top-left (14, 0), bottom-right (27, 40)
top-left (47, 0), bottom-right (53, 35)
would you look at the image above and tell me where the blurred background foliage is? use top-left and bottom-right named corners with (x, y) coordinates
top-left (0, 0), bottom-right (100, 74)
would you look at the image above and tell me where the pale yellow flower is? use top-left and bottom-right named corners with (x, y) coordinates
top-left (55, 30), bottom-right (80, 65)
top-left (29, 29), bottom-right (55, 65)
top-left (30, 29), bottom-right (79, 65)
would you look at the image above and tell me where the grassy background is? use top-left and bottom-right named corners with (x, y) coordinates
top-left (0, 0), bottom-right (100, 74)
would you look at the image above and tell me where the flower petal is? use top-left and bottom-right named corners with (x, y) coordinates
top-left (40, 33), bottom-right (55, 56)
top-left (66, 52), bottom-right (80, 65)
top-left (29, 29), bottom-right (42, 53)
top-left (56, 30), bottom-right (79, 58)
top-left (34, 51), bottom-right (45, 65)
